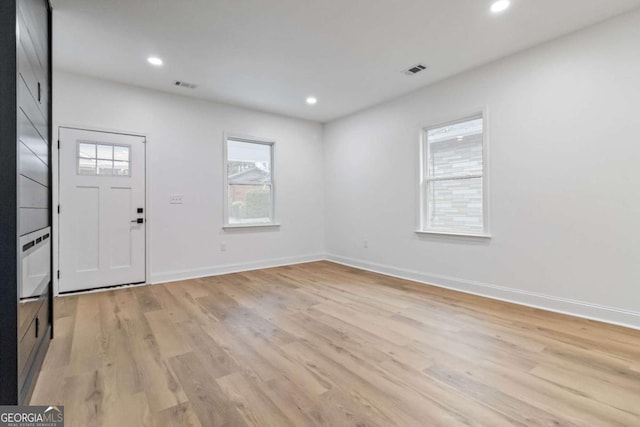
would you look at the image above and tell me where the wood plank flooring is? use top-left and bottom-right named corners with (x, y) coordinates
top-left (30, 261), bottom-right (640, 426)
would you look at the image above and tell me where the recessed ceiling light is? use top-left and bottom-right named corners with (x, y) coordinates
top-left (306, 96), bottom-right (317, 105)
top-left (147, 56), bottom-right (163, 66)
top-left (490, 0), bottom-right (510, 13)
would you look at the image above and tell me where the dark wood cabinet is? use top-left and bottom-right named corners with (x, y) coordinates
top-left (0, 0), bottom-right (53, 405)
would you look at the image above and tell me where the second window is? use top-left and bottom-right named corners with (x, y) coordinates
top-left (420, 114), bottom-right (487, 235)
top-left (225, 136), bottom-right (275, 226)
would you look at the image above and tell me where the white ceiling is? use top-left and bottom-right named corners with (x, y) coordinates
top-left (52, 0), bottom-right (640, 123)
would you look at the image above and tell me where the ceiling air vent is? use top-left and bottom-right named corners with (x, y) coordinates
top-left (173, 80), bottom-right (198, 89)
top-left (403, 64), bottom-right (427, 76)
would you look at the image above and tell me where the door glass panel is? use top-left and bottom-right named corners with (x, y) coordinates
top-left (78, 158), bottom-right (97, 175)
top-left (114, 146), bottom-right (129, 161)
top-left (79, 143), bottom-right (96, 159)
top-left (97, 160), bottom-right (113, 175)
top-left (113, 161), bottom-right (129, 176)
top-left (77, 142), bottom-right (130, 176)
top-left (97, 144), bottom-right (113, 160)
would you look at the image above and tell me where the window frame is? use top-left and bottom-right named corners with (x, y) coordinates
top-left (222, 133), bottom-right (279, 229)
top-left (417, 110), bottom-right (491, 238)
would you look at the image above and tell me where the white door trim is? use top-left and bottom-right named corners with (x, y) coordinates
top-left (55, 124), bottom-right (151, 296)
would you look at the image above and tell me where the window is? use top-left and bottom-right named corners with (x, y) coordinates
top-left (419, 114), bottom-right (488, 236)
top-left (78, 142), bottom-right (130, 176)
top-left (224, 136), bottom-right (275, 226)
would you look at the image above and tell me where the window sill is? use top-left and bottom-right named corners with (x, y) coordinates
top-left (223, 223), bottom-right (281, 230)
top-left (415, 230), bottom-right (491, 239)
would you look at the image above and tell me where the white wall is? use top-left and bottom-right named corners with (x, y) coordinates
top-left (53, 9), bottom-right (640, 329)
top-left (323, 9), bottom-right (640, 328)
top-left (53, 71), bottom-right (325, 289)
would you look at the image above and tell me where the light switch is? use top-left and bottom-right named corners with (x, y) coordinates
top-left (169, 194), bottom-right (184, 204)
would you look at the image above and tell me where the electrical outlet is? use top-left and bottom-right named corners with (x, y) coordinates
top-left (169, 194), bottom-right (184, 204)
top-left (220, 241), bottom-right (227, 252)
top-left (363, 239), bottom-right (368, 249)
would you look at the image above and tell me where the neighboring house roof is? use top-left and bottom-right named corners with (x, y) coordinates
top-left (228, 167), bottom-right (269, 184)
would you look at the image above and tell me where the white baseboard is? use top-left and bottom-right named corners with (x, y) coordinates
top-left (326, 254), bottom-right (640, 331)
top-left (150, 253), bottom-right (325, 284)
top-left (84, 251), bottom-right (640, 331)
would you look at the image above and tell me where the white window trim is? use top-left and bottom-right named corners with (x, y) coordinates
top-left (223, 133), bottom-right (278, 229)
top-left (416, 109), bottom-right (491, 238)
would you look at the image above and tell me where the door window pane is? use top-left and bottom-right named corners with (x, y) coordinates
top-left (78, 158), bottom-right (97, 175)
top-left (114, 146), bottom-right (129, 161)
top-left (113, 161), bottom-right (130, 176)
top-left (77, 142), bottom-right (130, 176)
top-left (79, 143), bottom-right (96, 160)
top-left (97, 160), bottom-right (113, 175)
top-left (97, 144), bottom-right (113, 160)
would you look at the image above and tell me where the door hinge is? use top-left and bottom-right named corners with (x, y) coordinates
top-left (57, 204), bottom-right (60, 214)
top-left (57, 270), bottom-right (60, 279)
top-left (57, 140), bottom-right (60, 149)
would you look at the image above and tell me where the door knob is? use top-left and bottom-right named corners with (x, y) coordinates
top-left (131, 218), bottom-right (144, 224)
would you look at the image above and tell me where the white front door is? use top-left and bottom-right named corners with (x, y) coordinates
top-left (59, 128), bottom-right (146, 292)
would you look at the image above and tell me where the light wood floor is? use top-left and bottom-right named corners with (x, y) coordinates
top-left (31, 261), bottom-right (640, 426)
